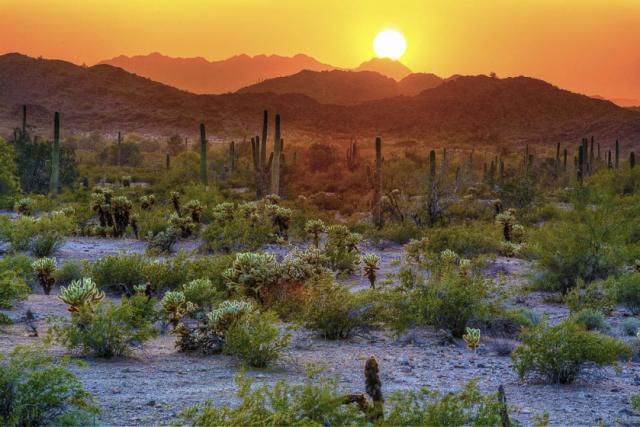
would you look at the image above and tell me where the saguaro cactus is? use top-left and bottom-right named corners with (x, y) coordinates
top-left (630, 152), bottom-right (636, 169)
top-left (346, 139), bottom-right (358, 171)
top-left (429, 150), bottom-right (436, 180)
top-left (271, 114), bottom-right (282, 195)
top-left (117, 132), bottom-right (122, 167)
top-left (228, 141), bottom-right (236, 173)
top-left (555, 143), bottom-right (560, 173)
top-left (50, 112), bottom-right (60, 197)
top-left (563, 148), bottom-right (568, 171)
top-left (577, 145), bottom-right (584, 182)
top-left (261, 110), bottom-right (268, 168)
top-left (368, 137), bottom-right (383, 229)
top-left (166, 153), bottom-right (171, 170)
top-left (615, 139), bottom-right (620, 169)
top-left (22, 104), bottom-right (27, 134)
top-left (199, 123), bottom-right (208, 186)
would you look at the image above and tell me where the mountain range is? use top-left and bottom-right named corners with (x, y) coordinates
top-left (1, 53), bottom-right (639, 147)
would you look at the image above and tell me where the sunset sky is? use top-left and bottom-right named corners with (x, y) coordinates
top-left (1, 0), bottom-right (639, 100)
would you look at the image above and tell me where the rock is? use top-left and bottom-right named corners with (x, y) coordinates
top-left (398, 356), bottom-right (411, 366)
top-left (112, 387), bottom-right (121, 394)
top-left (146, 400), bottom-right (156, 406)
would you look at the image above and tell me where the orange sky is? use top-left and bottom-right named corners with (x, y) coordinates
top-left (1, 0), bottom-right (639, 100)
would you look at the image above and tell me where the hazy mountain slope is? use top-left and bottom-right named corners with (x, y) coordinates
top-left (99, 52), bottom-right (336, 94)
top-left (2, 53), bottom-right (639, 146)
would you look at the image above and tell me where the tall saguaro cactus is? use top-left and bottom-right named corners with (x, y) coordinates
top-left (22, 104), bottom-right (27, 134)
top-left (372, 137), bottom-right (383, 229)
top-left (271, 115), bottom-right (282, 195)
top-left (50, 112), bottom-right (60, 197)
top-left (577, 145), bottom-right (584, 182)
top-left (615, 139), bottom-right (620, 169)
top-left (261, 110), bottom-right (268, 168)
top-left (199, 123), bottom-right (208, 186)
top-left (117, 132), bottom-right (122, 167)
top-left (228, 141), bottom-right (236, 173)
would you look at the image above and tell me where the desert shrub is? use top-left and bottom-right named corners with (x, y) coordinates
top-left (5, 213), bottom-right (74, 252)
top-left (88, 254), bottom-right (146, 293)
top-left (610, 272), bottom-right (640, 314)
top-left (512, 320), bottom-right (631, 384)
top-left (0, 270), bottom-right (30, 309)
top-left (531, 198), bottom-right (626, 293)
top-left (183, 254), bottom-right (235, 290)
top-left (223, 252), bottom-right (279, 303)
top-left (324, 224), bottom-right (361, 274)
top-left (302, 278), bottom-right (381, 339)
top-left (0, 346), bottom-right (99, 426)
top-left (0, 255), bottom-right (35, 286)
top-left (223, 310), bottom-right (290, 367)
top-left (13, 197), bottom-right (34, 216)
top-left (570, 308), bottom-right (608, 332)
top-left (202, 201), bottom-right (277, 253)
top-left (405, 251), bottom-right (493, 337)
top-left (564, 278), bottom-right (616, 314)
top-left (29, 231), bottom-right (64, 257)
top-left (177, 373), bottom-right (509, 426)
top-left (621, 318), bottom-right (640, 336)
top-left (142, 254), bottom-right (190, 292)
top-left (48, 297), bottom-right (158, 358)
top-left (0, 139), bottom-right (20, 208)
top-left (54, 260), bottom-right (85, 287)
top-left (426, 224), bottom-right (501, 258)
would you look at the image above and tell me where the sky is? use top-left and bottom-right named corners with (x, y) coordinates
top-left (1, 0), bottom-right (640, 100)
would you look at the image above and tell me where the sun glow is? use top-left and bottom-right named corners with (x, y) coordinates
top-left (373, 29), bottom-right (406, 60)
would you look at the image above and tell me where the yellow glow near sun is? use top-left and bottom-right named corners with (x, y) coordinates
top-left (373, 29), bottom-right (406, 60)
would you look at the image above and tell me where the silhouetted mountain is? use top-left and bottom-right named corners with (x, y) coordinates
top-left (237, 70), bottom-right (443, 105)
top-left (355, 58), bottom-right (412, 80)
top-left (99, 52), bottom-right (335, 94)
top-left (2, 54), bottom-right (639, 147)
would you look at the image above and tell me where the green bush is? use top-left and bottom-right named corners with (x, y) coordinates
top-left (0, 255), bottom-right (35, 286)
top-left (54, 260), bottom-right (86, 287)
top-left (564, 278), bottom-right (616, 314)
top-left (223, 310), bottom-right (290, 368)
top-left (89, 254), bottom-right (146, 293)
top-left (0, 270), bottom-right (30, 309)
top-left (512, 320), bottom-right (631, 384)
top-left (570, 308), bottom-right (608, 332)
top-left (182, 278), bottom-right (220, 315)
top-left (302, 278), bottom-right (380, 339)
top-left (611, 272), bottom-right (640, 314)
top-left (177, 373), bottom-right (509, 426)
top-left (426, 224), bottom-right (501, 258)
top-left (30, 231), bottom-right (64, 257)
top-left (5, 213), bottom-right (74, 253)
top-left (324, 224), bottom-right (361, 274)
top-left (0, 346), bottom-right (99, 426)
top-left (531, 198), bottom-right (626, 293)
top-left (47, 298), bottom-right (158, 358)
top-left (0, 139), bottom-right (20, 208)
top-left (621, 318), bottom-right (640, 336)
top-left (146, 227), bottom-right (179, 255)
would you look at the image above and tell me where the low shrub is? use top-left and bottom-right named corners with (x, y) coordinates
top-left (564, 278), bottom-right (616, 314)
top-left (0, 270), bottom-right (30, 308)
top-left (512, 320), bottom-right (631, 384)
top-left (0, 346), bottom-right (99, 426)
top-left (223, 309), bottom-right (290, 368)
top-left (302, 278), bottom-right (381, 339)
top-left (611, 272), bottom-right (640, 314)
top-left (570, 308), bottom-right (608, 332)
top-left (54, 260), bottom-right (85, 287)
top-left (620, 318), bottom-right (640, 336)
top-left (426, 224), bottom-right (501, 258)
top-left (88, 254), bottom-right (146, 294)
top-left (29, 231), bottom-right (64, 257)
top-left (47, 297), bottom-right (158, 357)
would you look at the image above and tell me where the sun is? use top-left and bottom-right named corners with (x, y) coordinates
top-left (373, 29), bottom-right (406, 60)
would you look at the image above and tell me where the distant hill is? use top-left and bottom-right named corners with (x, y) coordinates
top-left (237, 70), bottom-right (443, 105)
top-left (99, 52), bottom-right (336, 94)
top-left (355, 57), bottom-right (412, 80)
top-left (2, 53), bottom-right (639, 147)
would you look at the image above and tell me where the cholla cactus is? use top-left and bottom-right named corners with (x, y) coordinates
top-left (184, 200), bottom-right (204, 223)
top-left (440, 249), bottom-right (459, 265)
top-left (14, 198), bottom-right (34, 216)
top-left (463, 327), bottom-right (481, 352)
top-left (304, 219), bottom-right (326, 248)
top-left (512, 224), bottom-right (525, 244)
top-left (161, 291), bottom-right (187, 328)
top-left (361, 254), bottom-right (381, 289)
top-left (170, 191), bottom-right (181, 215)
top-left (206, 300), bottom-right (253, 335)
top-left (112, 196), bottom-right (132, 237)
top-left (635, 259), bottom-right (640, 272)
top-left (222, 252), bottom-right (278, 303)
top-left (31, 257), bottom-right (57, 295)
top-left (58, 278), bottom-right (105, 312)
top-left (264, 194), bottom-right (281, 205)
top-left (169, 213), bottom-right (195, 238)
top-left (121, 175), bottom-right (131, 187)
top-left (268, 205), bottom-right (292, 239)
top-left (404, 237), bottom-right (429, 264)
top-left (140, 195), bottom-right (156, 210)
top-left (212, 202), bottom-right (236, 224)
top-left (495, 208), bottom-right (518, 242)
top-left (459, 258), bottom-right (472, 277)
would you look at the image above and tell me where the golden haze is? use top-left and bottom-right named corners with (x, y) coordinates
top-left (1, 0), bottom-right (639, 99)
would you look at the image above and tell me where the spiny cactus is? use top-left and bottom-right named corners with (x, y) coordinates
top-left (577, 145), bottom-right (584, 182)
top-left (222, 252), bottom-right (278, 303)
top-left (206, 300), bottom-right (254, 335)
top-left (161, 291), bottom-right (188, 328)
top-left (404, 237), bottom-right (430, 264)
top-left (228, 140), bottom-right (236, 173)
top-left (267, 204), bottom-right (291, 240)
top-left (212, 202), bottom-right (236, 224)
top-left (271, 114), bottom-right (282, 196)
top-left (615, 139), bottom-right (620, 169)
top-left (304, 219), bottom-right (326, 248)
top-left (346, 139), bottom-right (358, 171)
top-left (342, 356), bottom-right (384, 421)
top-left (200, 123), bottom-right (208, 186)
top-left (184, 199), bottom-right (204, 223)
top-left (361, 253), bottom-right (380, 289)
top-left (631, 152), bottom-right (636, 169)
top-left (169, 213), bottom-right (195, 238)
top-left (366, 137), bottom-right (383, 229)
top-left (121, 175), bottom-right (131, 188)
top-left (31, 257), bottom-right (57, 295)
top-left (49, 112), bottom-right (60, 197)
top-left (14, 197), bottom-right (34, 216)
top-left (496, 208), bottom-right (517, 242)
top-left (58, 278), bottom-right (105, 312)
top-left (111, 196), bottom-right (133, 237)
top-left (170, 191), bottom-right (181, 215)
top-left (166, 153), bottom-right (170, 170)
top-left (463, 327), bottom-right (481, 352)
top-left (140, 195), bottom-right (156, 210)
